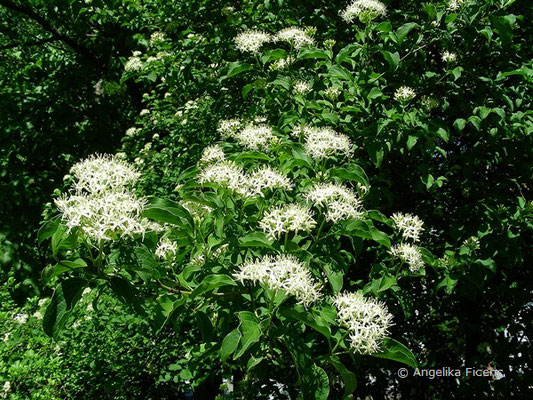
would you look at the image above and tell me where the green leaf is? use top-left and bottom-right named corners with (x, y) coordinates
top-left (143, 197), bottom-right (194, 229)
top-left (37, 217), bottom-right (60, 244)
top-left (453, 118), bottom-right (466, 131)
top-left (109, 276), bottom-right (146, 316)
top-left (328, 65), bottom-right (352, 81)
top-left (239, 232), bottom-right (276, 250)
top-left (234, 311), bottom-right (262, 359)
top-left (394, 22), bottom-right (418, 45)
top-left (298, 48), bottom-right (329, 60)
top-left (407, 135), bottom-right (418, 150)
top-left (42, 258), bottom-right (87, 283)
top-left (302, 365), bottom-right (329, 400)
top-left (242, 83), bottom-right (253, 98)
top-left (279, 306), bottom-right (331, 339)
top-left (220, 62), bottom-right (253, 80)
top-left (190, 274), bottom-right (237, 298)
top-left (329, 355), bottom-right (357, 398)
top-left (373, 338), bottom-right (418, 368)
top-left (43, 278), bottom-right (87, 338)
top-left (329, 164), bottom-right (370, 187)
top-left (381, 50), bottom-right (400, 70)
top-left (220, 328), bottom-right (241, 361)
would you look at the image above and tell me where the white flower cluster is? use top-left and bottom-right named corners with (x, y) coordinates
top-left (55, 154), bottom-right (150, 241)
top-left (394, 86), bottom-right (416, 102)
top-left (155, 237), bottom-right (178, 259)
top-left (390, 243), bottom-right (424, 273)
top-left (293, 80), bottom-right (311, 95)
top-left (268, 56), bottom-right (294, 71)
top-left (441, 51), bottom-right (457, 63)
top-left (275, 27), bottom-right (315, 49)
top-left (306, 183), bottom-right (363, 222)
top-left (421, 96), bottom-right (439, 110)
top-left (125, 127), bottom-right (139, 137)
top-left (233, 254), bottom-right (322, 306)
top-left (260, 203), bottom-right (316, 240)
top-left (181, 200), bottom-right (213, 222)
top-left (197, 161), bottom-right (251, 197)
top-left (13, 312), bottom-right (28, 324)
top-left (324, 86), bottom-right (341, 100)
top-left (447, 0), bottom-right (468, 11)
top-left (333, 292), bottom-right (393, 354)
top-left (200, 144), bottom-right (226, 164)
top-left (124, 56), bottom-right (143, 72)
top-left (462, 236), bottom-right (480, 251)
top-left (303, 127), bottom-right (353, 160)
top-left (248, 165), bottom-right (293, 195)
top-left (391, 213), bottom-right (424, 242)
top-left (69, 154), bottom-right (141, 194)
top-left (56, 191), bottom-right (147, 241)
top-left (217, 118), bottom-right (242, 138)
top-left (235, 30), bottom-right (271, 54)
top-left (233, 123), bottom-right (275, 151)
top-left (150, 31), bottom-right (166, 46)
top-left (1, 382), bottom-right (11, 398)
top-left (341, 0), bottom-right (387, 23)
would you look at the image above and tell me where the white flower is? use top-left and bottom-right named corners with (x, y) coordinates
top-left (155, 237), bottom-right (178, 259)
top-left (150, 31), bottom-right (166, 46)
top-left (1, 382), bottom-right (11, 398)
top-left (447, 0), bottom-right (468, 11)
top-left (441, 51), bottom-right (457, 63)
top-left (33, 311), bottom-right (43, 320)
top-left (248, 165), bottom-right (293, 195)
top-left (125, 127), bottom-right (139, 137)
top-left (275, 27), bottom-right (315, 49)
top-left (268, 56), bottom-right (294, 71)
top-left (303, 127), bottom-right (353, 160)
top-left (306, 183), bottom-right (363, 222)
top-left (341, 0), bottom-right (387, 23)
top-left (234, 123), bottom-right (275, 151)
top-left (132, 50), bottom-right (142, 57)
top-left (82, 287), bottom-right (92, 296)
top-left (200, 144), bottom-right (226, 164)
top-left (333, 292), bottom-right (393, 354)
top-left (124, 56), bottom-right (143, 72)
top-left (55, 191), bottom-right (147, 240)
top-left (260, 203), bottom-right (316, 240)
top-left (69, 154), bottom-right (140, 194)
top-left (390, 243), bottom-right (424, 273)
top-left (181, 200), bottom-right (213, 220)
top-left (217, 119), bottom-right (242, 138)
top-left (233, 254), bottom-right (322, 306)
top-left (420, 96), bottom-right (439, 110)
top-left (324, 86), bottom-right (341, 100)
top-left (235, 30), bottom-right (271, 54)
top-left (197, 161), bottom-right (252, 197)
top-left (293, 80), bottom-right (311, 95)
top-left (38, 298), bottom-right (47, 307)
top-left (391, 213), bottom-right (424, 242)
top-left (140, 109), bottom-right (150, 116)
top-left (462, 236), bottom-right (480, 251)
top-left (394, 86), bottom-right (416, 102)
top-left (3, 333), bottom-right (10, 342)
top-left (14, 313), bottom-right (28, 324)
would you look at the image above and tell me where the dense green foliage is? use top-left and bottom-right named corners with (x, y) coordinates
top-left (1, 0), bottom-right (531, 399)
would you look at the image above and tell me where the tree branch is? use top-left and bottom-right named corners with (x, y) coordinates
top-left (0, 0), bottom-right (98, 62)
top-left (0, 36), bottom-right (58, 50)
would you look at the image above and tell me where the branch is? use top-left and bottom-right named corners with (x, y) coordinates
top-left (0, 0), bottom-right (98, 62)
top-left (0, 36), bottom-right (58, 50)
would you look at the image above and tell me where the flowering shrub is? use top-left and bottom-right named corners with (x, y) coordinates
top-left (22, 0), bottom-right (531, 397)
top-left (40, 42), bottom-right (438, 393)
